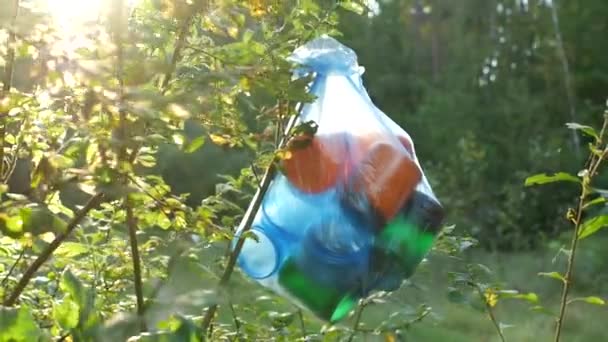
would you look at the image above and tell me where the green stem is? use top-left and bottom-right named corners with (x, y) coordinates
top-left (472, 283), bottom-right (506, 342)
top-left (346, 301), bottom-right (366, 342)
top-left (554, 115), bottom-right (608, 342)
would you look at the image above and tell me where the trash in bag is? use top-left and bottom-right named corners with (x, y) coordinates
top-left (233, 35), bottom-right (445, 323)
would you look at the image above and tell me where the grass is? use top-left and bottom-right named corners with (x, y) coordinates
top-left (141, 235), bottom-right (608, 341)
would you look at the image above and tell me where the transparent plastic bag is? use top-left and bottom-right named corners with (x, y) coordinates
top-left (234, 35), bottom-right (445, 323)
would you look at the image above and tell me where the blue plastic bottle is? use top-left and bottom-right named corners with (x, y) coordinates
top-left (237, 173), bottom-right (338, 280)
top-left (277, 199), bottom-right (375, 321)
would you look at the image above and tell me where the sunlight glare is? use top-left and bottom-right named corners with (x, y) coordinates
top-left (41, 0), bottom-right (139, 56)
top-left (45, 0), bottom-right (104, 31)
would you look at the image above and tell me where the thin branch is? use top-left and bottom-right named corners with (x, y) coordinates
top-left (199, 79), bottom-right (316, 336)
top-left (554, 113), bottom-right (608, 342)
top-left (347, 300), bottom-right (366, 342)
top-left (112, 0), bottom-right (146, 330)
top-left (3, 192), bottom-right (104, 306)
top-left (160, 16), bottom-right (192, 94)
top-left (0, 247), bottom-right (26, 299)
top-left (550, 0), bottom-right (581, 159)
top-left (200, 161), bottom-right (277, 335)
top-left (471, 283), bottom-right (506, 342)
top-left (126, 196), bottom-right (146, 330)
top-left (357, 305), bottom-right (431, 334)
top-left (127, 13), bottom-right (193, 165)
top-left (297, 309), bottom-right (306, 338)
top-left (228, 302), bottom-right (241, 335)
top-left (0, 0), bottom-right (20, 179)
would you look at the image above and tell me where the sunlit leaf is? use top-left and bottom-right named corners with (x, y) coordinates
top-left (209, 134), bottom-right (231, 146)
top-left (583, 196), bottom-right (606, 209)
top-left (578, 215), bottom-right (608, 239)
top-left (56, 242), bottom-right (89, 258)
top-left (581, 296), bottom-right (605, 305)
top-left (538, 271), bottom-right (565, 283)
top-left (338, 1), bottom-right (365, 15)
top-left (53, 298), bottom-right (80, 330)
top-left (524, 172), bottom-right (580, 186)
top-left (566, 122), bottom-right (599, 141)
top-left (0, 306), bottom-right (43, 341)
top-left (184, 136), bottom-right (205, 153)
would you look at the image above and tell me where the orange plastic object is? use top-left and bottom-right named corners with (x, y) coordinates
top-left (397, 136), bottom-right (414, 158)
top-left (349, 140), bottom-right (422, 221)
top-left (282, 134), bottom-right (347, 193)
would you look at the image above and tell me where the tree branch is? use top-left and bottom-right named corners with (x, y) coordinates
top-left (126, 195), bottom-right (146, 330)
top-left (112, 0), bottom-right (146, 330)
top-left (199, 74), bottom-right (315, 336)
top-left (3, 192), bottom-right (104, 306)
top-left (550, 0), bottom-right (581, 159)
top-left (0, 0), bottom-right (20, 180)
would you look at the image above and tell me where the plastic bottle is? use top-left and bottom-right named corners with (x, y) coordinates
top-left (261, 173), bottom-right (337, 238)
top-left (236, 210), bottom-right (296, 280)
top-left (277, 205), bottom-right (372, 322)
top-left (282, 133), bottom-right (348, 193)
top-left (344, 136), bottom-right (422, 223)
top-left (374, 189), bottom-right (445, 280)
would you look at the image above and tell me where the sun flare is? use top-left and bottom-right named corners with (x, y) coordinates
top-left (45, 0), bottom-right (104, 25)
top-left (42, 0), bottom-right (139, 33)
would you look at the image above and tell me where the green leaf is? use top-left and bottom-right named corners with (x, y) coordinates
top-left (59, 268), bottom-right (97, 330)
top-left (60, 269), bottom-right (87, 308)
top-left (524, 172), bottom-right (580, 186)
top-left (338, 1), bottom-right (365, 15)
top-left (0, 306), bottom-right (43, 341)
top-left (125, 315), bottom-right (201, 342)
top-left (184, 136), bottom-right (205, 153)
top-left (0, 214), bottom-right (24, 238)
top-left (566, 123), bottom-right (599, 141)
top-left (55, 242), bottom-right (90, 258)
top-left (578, 215), bottom-right (608, 239)
top-left (583, 196), bottom-right (606, 209)
top-left (446, 287), bottom-right (466, 304)
top-left (581, 296), bottom-right (605, 305)
top-left (502, 291), bottom-right (539, 303)
top-left (53, 298), bottom-right (80, 330)
top-left (538, 271), bottom-right (566, 283)
top-left (137, 154), bottom-right (157, 168)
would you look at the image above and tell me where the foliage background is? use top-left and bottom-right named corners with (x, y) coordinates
top-left (1, 0), bottom-right (607, 341)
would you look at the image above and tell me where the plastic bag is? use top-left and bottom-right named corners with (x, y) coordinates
top-left (234, 36), bottom-right (445, 323)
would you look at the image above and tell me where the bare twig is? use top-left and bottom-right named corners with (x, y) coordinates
top-left (159, 16), bottom-right (192, 94)
top-left (297, 309), bottom-right (306, 338)
top-left (550, 0), bottom-right (581, 159)
top-left (228, 302), bottom-right (241, 335)
top-left (112, 0), bottom-right (146, 330)
top-left (0, 0), bottom-right (20, 180)
top-left (3, 193), bottom-right (104, 306)
top-left (347, 300), bottom-right (366, 342)
top-left (127, 13), bottom-right (193, 165)
top-left (0, 247), bottom-right (26, 300)
top-left (554, 113), bottom-right (608, 342)
top-left (126, 196), bottom-right (146, 330)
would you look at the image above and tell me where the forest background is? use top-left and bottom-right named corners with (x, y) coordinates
top-left (1, 0), bottom-right (608, 341)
